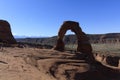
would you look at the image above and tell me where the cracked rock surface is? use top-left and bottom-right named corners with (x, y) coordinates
top-left (0, 47), bottom-right (120, 80)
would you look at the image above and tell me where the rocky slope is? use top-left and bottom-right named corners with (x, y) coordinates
top-left (0, 47), bottom-right (120, 80)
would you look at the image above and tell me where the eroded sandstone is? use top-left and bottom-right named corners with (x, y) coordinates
top-left (0, 20), bottom-right (16, 44)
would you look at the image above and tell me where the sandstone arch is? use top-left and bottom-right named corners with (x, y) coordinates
top-left (0, 20), bottom-right (16, 44)
top-left (54, 21), bottom-right (95, 62)
top-left (54, 21), bottom-right (92, 52)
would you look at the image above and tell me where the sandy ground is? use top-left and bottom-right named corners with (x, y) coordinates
top-left (0, 47), bottom-right (120, 80)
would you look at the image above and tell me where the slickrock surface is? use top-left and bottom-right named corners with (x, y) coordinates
top-left (0, 47), bottom-right (119, 80)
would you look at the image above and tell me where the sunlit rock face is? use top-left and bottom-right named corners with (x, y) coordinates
top-left (0, 20), bottom-right (16, 44)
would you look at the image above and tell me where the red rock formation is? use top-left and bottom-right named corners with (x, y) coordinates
top-left (53, 21), bottom-right (120, 79)
top-left (54, 21), bottom-right (92, 52)
top-left (0, 20), bottom-right (16, 44)
top-left (54, 21), bottom-right (95, 63)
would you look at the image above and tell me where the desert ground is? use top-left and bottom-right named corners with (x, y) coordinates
top-left (0, 47), bottom-right (120, 80)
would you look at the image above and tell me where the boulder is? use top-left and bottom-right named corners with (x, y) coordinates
top-left (0, 20), bottom-right (16, 44)
top-left (106, 56), bottom-right (120, 67)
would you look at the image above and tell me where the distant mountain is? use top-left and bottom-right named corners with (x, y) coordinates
top-left (14, 35), bottom-right (48, 39)
top-left (16, 33), bottom-right (120, 46)
top-left (14, 35), bottom-right (29, 38)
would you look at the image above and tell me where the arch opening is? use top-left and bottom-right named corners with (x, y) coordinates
top-left (63, 30), bottom-right (77, 51)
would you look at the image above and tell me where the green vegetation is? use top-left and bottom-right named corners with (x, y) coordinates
top-left (65, 44), bottom-right (77, 51)
top-left (65, 43), bottom-right (120, 56)
top-left (92, 43), bottom-right (120, 56)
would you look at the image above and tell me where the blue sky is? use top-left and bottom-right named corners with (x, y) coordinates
top-left (0, 0), bottom-right (120, 37)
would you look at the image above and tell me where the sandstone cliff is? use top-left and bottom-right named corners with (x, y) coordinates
top-left (0, 20), bottom-right (16, 44)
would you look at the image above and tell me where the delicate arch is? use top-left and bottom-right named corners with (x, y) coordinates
top-left (54, 21), bottom-right (92, 54)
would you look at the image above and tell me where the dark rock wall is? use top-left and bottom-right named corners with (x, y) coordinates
top-left (0, 20), bottom-right (16, 44)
